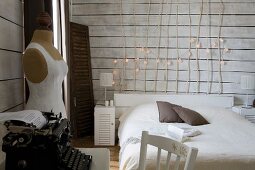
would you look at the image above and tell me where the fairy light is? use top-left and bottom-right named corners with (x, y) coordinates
top-left (144, 0), bottom-right (152, 92)
top-left (220, 60), bottom-right (225, 65)
top-left (167, 60), bottom-right (172, 65)
top-left (212, 42), bottom-right (218, 48)
top-left (156, 58), bottom-right (160, 63)
top-left (190, 38), bottom-right (196, 43)
top-left (178, 58), bottom-right (183, 63)
top-left (125, 58), bottom-right (129, 63)
top-left (224, 48), bottom-right (230, 53)
top-left (113, 59), bottom-right (118, 64)
top-left (196, 42), bottom-right (201, 48)
top-left (219, 38), bottom-right (224, 42)
top-left (136, 68), bottom-right (140, 72)
top-left (154, 0), bottom-right (164, 92)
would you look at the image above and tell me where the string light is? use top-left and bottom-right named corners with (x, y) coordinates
top-left (196, 42), bottom-right (201, 48)
top-left (144, 60), bottom-right (148, 65)
top-left (113, 59), bottom-right (118, 64)
top-left (220, 60), bottom-right (225, 65)
top-left (189, 52), bottom-right (192, 57)
top-left (212, 42), bottom-right (218, 48)
top-left (190, 38), bottom-right (196, 43)
top-left (135, 68), bottom-right (140, 72)
top-left (113, 70), bottom-right (117, 75)
top-left (125, 58), bottom-right (129, 63)
top-left (156, 58), bottom-right (160, 63)
top-left (167, 60), bottom-right (172, 65)
top-left (224, 48), bottom-right (230, 53)
top-left (219, 38), bottom-right (224, 42)
top-left (178, 58), bottom-right (183, 63)
top-left (112, 81), bottom-right (115, 85)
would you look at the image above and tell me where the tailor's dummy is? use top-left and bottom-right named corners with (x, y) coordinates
top-left (23, 12), bottom-right (68, 118)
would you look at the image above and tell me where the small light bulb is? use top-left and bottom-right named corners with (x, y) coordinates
top-left (135, 57), bottom-right (140, 61)
top-left (206, 48), bottom-right (210, 53)
top-left (189, 52), bottom-right (192, 57)
top-left (219, 38), bottom-right (224, 42)
top-left (113, 70), bottom-right (117, 75)
top-left (22, 51), bottom-right (25, 55)
top-left (136, 68), bottom-right (140, 72)
top-left (212, 42), bottom-right (218, 48)
top-left (144, 60), bottom-right (148, 65)
top-left (224, 48), bottom-right (230, 53)
top-left (190, 38), bottom-right (196, 43)
top-left (125, 58), bottom-right (129, 63)
top-left (112, 81), bottom-right (115, 85)
top-left (113, 59), bottom-right (118, 64)
top-left (196, 43), bottom-right (201, 48)
top-left (156, 58), bottom-right (160, 63)
top-left (167, 60), bottom-right (172, 65)
top-left (220, 60), bottom-right (225, 65)
top-left (178, 58), bottom-right (183, 63)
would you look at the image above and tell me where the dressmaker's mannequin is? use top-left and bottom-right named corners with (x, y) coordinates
top-left (23, 12), bottom-right (68, 118)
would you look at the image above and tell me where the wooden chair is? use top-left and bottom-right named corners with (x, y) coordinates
top-left (138, 131), bottom-right (198, 170)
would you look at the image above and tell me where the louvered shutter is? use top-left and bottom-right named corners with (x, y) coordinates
top-left (70, 22), bottom-right (94, 138)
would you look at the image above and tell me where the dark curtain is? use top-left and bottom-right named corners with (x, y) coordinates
top-left (24, 0), bottom-right (53, 47)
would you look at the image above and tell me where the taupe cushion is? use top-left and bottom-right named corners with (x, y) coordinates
top-left (173, 106), bottom-right (209, 126)
top-left (156, 101), bottom-right (183, 123)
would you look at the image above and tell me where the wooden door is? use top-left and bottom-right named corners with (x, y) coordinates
top-left (70, 22), bottom-right (94, 138)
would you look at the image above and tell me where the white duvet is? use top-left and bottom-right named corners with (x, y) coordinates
top-left (118, 103), bottom-right (255, 170)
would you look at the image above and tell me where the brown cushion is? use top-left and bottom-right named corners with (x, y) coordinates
top-left (173, 106), bottom-right (209, 126)
top-left (156, 101), bottom-right (183, 123)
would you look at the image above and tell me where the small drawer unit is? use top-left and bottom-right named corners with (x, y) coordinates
top-left (94, 105), bottom-right (115, 146)
top-left (232, 106), bottom-right (255, 124)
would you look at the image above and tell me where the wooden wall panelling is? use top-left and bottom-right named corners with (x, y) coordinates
top-left (0, 0), bottom-right (24, 112)
top-left (0, 50), bottom-right (23, 80)
top-left (0, 79), bottom-right (24, 112)
top-left (72, 0), bottom-right (255, 3)
top-left (71, 0), bottom-right (255, 105)
top-left (0, 0), bottom-right (23, 26)
top-left (0, 17), bottom-right (23, 52)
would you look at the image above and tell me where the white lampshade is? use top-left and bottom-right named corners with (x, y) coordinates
top-left (100, 73), bottom-right (113, 87)
top-left (241, 75), bottom-right (255, 90)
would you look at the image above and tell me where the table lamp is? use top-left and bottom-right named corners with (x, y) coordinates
top-left (100, 73), bottom-right (113, 106)
top-left (241, 75), bottom-right (255, 108)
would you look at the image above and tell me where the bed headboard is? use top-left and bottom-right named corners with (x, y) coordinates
top-left (114, 93), bottom-right (234, 118)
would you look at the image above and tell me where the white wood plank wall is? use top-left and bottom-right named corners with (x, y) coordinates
top-left (71, 0), bottom-right (255, 105)
top-left (0, 0), bottom-right (24, 112)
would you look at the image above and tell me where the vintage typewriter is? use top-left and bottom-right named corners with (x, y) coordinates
top-left (2, 112), bottom-right (92, 170)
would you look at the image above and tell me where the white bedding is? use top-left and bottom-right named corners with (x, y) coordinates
top-left (118, 103), bottom-right (255, 170)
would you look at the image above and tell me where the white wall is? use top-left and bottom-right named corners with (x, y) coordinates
top-left (0, 0), bottom-right (24, 112)
top-left (71, 0), bottom-right (255, 105)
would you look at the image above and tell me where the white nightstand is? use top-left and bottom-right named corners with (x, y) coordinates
top-left (94, 105), bottom-right (115, 146)
top-left (232, 105), bottom-right (255, 124)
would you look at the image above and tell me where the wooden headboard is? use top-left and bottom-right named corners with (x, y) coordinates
top-left (114, 93), bottom-right (234, 119)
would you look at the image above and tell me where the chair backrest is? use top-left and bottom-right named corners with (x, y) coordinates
top-left (138, 131), bottom-right (198, 170)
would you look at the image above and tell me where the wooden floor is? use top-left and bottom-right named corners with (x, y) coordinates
top-left (71, 136), bottom-right (120, 170)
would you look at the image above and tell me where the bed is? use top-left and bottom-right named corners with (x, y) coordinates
top-left (115, 93), bottom-right (255, 170)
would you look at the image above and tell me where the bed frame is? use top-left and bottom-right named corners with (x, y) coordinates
top-left (114, 93), bottom-right (234, 118)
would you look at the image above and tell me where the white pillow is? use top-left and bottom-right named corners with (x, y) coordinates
top-left (119, 102), bottom-right (159, 123)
